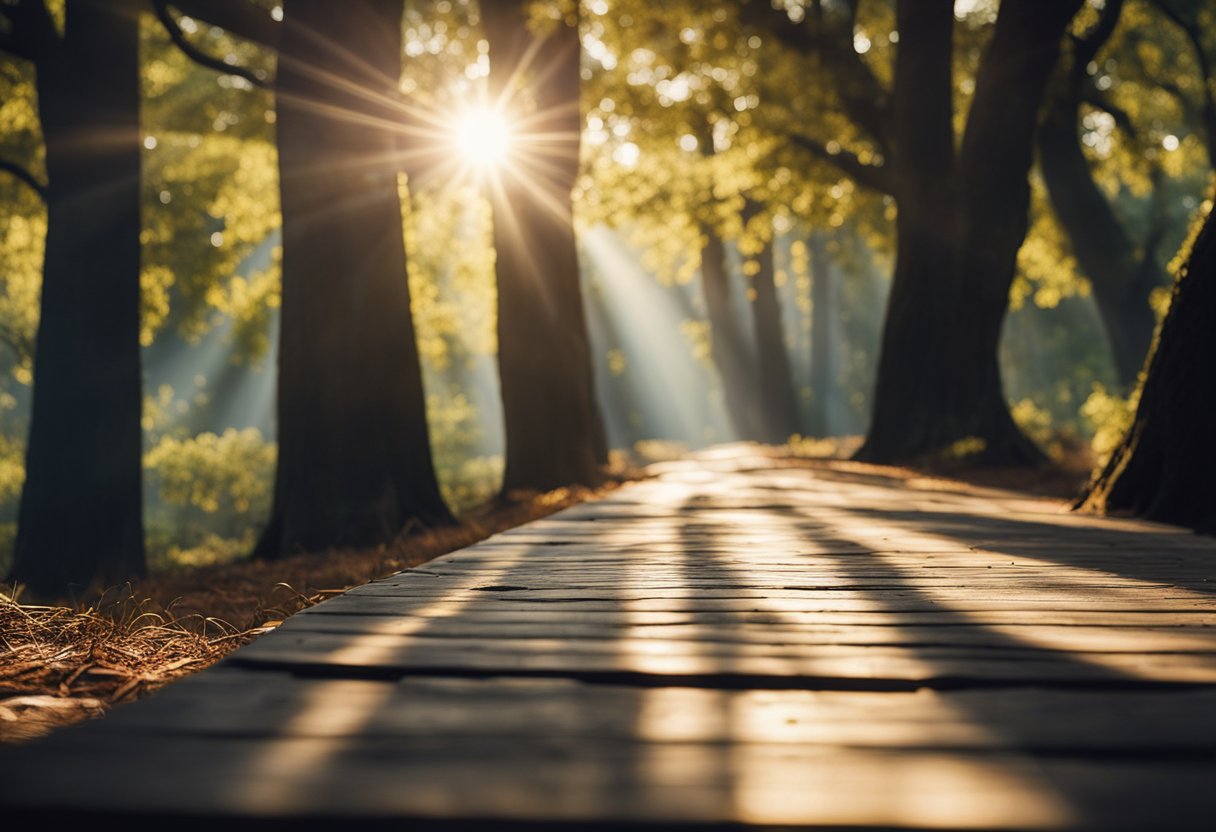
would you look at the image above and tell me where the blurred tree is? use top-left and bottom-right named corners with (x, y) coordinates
top-left (743, 203), bottom-right (799, 443)
top-left (1080, 196), bottom-right (1215, 530)
top-left (160, 0), bottom-right (453, 556)
top-left (579, 2), bottom-right (826, 443)
top-left (481, 0), bottom-right (606, 492)
top-left (746, 0), bottom-right (1084, 464)
top-left (2, 0), bottom-right (147, 594)
top-left (264, 0), bottom-right (453, 553)
top-left (699, 203), bottom-right (762, 439)
top-left (1149, 0), bottom-right (1216, 167)
top-left (1039, 0), bottom-right (1214, 389)
top-left (806, 231), bottom-right (834, 436)
top-left (1038, 0), bottom-right (1157, 388)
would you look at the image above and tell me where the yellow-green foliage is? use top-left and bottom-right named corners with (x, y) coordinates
top-left (579, 0), bottom-right (894, 290)
top-left (1010, 398), bottom-right (1056, 448)
top-left (139, 15), bottom-right (281, 359)
top-left (0, 60), bottom-right (45, 378)
top-left (149, 529), bottom-right (259, 571)
top-left (144, 427), bottom-right (275, 516)
top-left (678, 319), bottom-right (713, 364)
top-left (1012, 178), bottom-right (1087, 311)
top-left (942, 436), bottom-right (988, 460)
top-left (424, 392), bottom-right (502, 512)
top-left (403, 180), bottom-right (497, 370)
top-left (0, 429), bottom-right (25, 516)
top-left (1080, 383), bottom-right (1137, 467)
top-left (0, 190), bottom-right (42, 379)
top-left (439, 455), bottom-right (504, 515)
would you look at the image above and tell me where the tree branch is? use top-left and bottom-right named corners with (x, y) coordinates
top-left (1073, 0), bottom-right (1124, 68)
top-left (0, 158), bottom-right (48, 200)
top-left (739, 0), bottom-right (892, 153)
top-left (1079, 82), bottom-right (1135, 134)
top-left (152, 0), bottom-right (271, 87)
top-left (160, 0), bottom-right (280, 51)
top-left (0, 0), bottom-right (61, 64)
top-left (738, 0), bottom-right (814, 52)
top-left (789, 134), bottom-right (894, 194)
top-left (1148, 0), bottom-right (1216, 165)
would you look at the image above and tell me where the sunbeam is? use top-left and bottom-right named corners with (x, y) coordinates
top-left (453, 105), bottom-right (514, 168)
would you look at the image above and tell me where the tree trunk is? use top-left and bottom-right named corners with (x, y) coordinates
top-left (699, 226), bottom-right (761, 440)
top-left (749, 236), bottom-right (799, 443)
top-left (1080, 202), bottom-right (1216, 530)
top-left (1039, 100), bottom-right (1159, 388)
top-left (857, 0), bottom-right (966, 462)
top-left (482, 2), bottom-right (606, 493)
top-left (1037, 0), bottom-right (1158, 390)
top-left (950, 0), bottom-right (1083, 461)
top-left (808, 232), bottom-right (833, 437)
top-left (255, 0), bottom-right (451, 558)
top-left (11, 0), bottom-right (146, 595)
top-left (859, 0), bottom-right (1080, 465)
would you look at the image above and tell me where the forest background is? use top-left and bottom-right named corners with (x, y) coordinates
top-left (0, 0), bottom-right (1212, 579)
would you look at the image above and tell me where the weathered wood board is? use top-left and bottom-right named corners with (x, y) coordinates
top-left (1, 451), bottom-right (1213, 829)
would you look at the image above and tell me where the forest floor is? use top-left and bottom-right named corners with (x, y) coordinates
top-left (0, 441), bottom-right (1094, 744)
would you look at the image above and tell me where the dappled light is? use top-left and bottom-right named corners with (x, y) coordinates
top-left (5, 454), bottom-right (1214, 825)
top-left (1, 0), bottom-right (1215, 827)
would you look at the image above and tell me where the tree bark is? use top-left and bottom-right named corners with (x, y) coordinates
top-left (859, 0), bottom-right (1081, 465)
top-left (949, 0), bottom-right (1083, 464)
top-left (857, 0), bottom-right (965, 462)
top-left (748, 234), bottom-right (799, 443)
top-left (482, 2), bottom-right (606, 493)
top-left (1080, 201), bottom-right (1216, 530)
top-left (10, 0), bottom-right (146, 595)
top-left (255, 0), bottom-right (451, 558)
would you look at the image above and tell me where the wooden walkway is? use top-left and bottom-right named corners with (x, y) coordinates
top-left (2, 447), bottom-right (1215, 829)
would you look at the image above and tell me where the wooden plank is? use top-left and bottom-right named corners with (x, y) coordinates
top-left (2, 730), bottom-right (1210, 829)
top-left (339, 586), bottom-right (1216, 604)
top-left (361, 574), bottom-right (1211, 590)
top-left (72, 671), bottom-right (1216, 752)
top-left (225, 631), bottom-right (1216, 684)
top-left (294, 601), bottom-right (1216, 627)
top-left (3, 453), bottom-right (1214, 830)
top-left (301, 593), bottom-right (1216, 615)
top-left (272, 614), bottom-right (1216, 653)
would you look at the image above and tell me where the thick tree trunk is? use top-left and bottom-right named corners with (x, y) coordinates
top-left (699, 227), bottom-right (761, 440)
top-left (808, 232), bottom-right (833, 437)
top-left (255, 0), bottom-right (451, 558)
top-left (950, 0), bottom-right (1083, 461)
top-left (10, 0), bottom-right (146, 595)
top-left (482, 2), bottom-right (606, 493)
top-left (857, 0), bottom-right (966, 462)
top-left (1080, 202), bottom-right (1216, 530)
top-left (749, 236), bottom-right (799, 443)
top-left (860, 0), bottom-right (1080, 465)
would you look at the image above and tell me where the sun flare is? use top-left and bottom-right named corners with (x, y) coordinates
top-left (454, 106), bottom-right (513, 167)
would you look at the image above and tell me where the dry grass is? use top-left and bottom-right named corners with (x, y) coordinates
top-left (0, 591), bottom-right (248, 743)
top-left (0, 472), bottom-right (638, 744)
